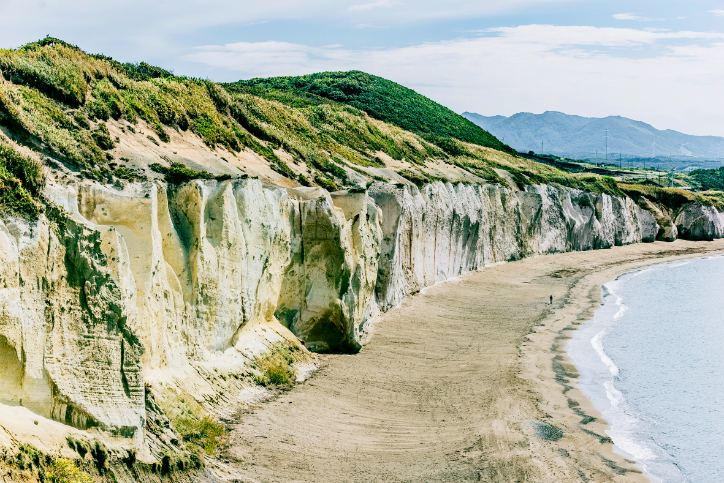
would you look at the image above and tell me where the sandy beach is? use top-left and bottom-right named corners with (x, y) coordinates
top-left (219, 239), bottom-right (724, 483)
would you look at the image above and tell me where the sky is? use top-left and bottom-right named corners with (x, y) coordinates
top-left (1, 0), bottom-right (724, 136)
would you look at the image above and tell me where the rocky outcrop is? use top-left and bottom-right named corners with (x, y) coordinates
top-left (0, 178), bottom-right (665, 456)
top-left (634, 197), bottom-right (679, 242)
top-left (370, 182), bottom-right (657, 309)
top-left (674, 204), bottom-right (724, 241)
top-left (0, 215), bottom-right (144, 441)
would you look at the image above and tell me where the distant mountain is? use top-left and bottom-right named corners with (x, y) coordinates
top-left (462, 111), bottom-right (724, 162)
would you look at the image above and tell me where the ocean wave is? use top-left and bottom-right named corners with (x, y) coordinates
top-left (614, 297), bottom-right (628, 321)
top-left (592, 330), bottom-right (619, 377)
top-left (668, 261), bottom-right (692, 268)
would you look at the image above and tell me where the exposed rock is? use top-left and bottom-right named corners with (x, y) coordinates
top-left (371, 182), bottom-right (657, 309)
top-left (0, 215), bottom-right (144, 442)
top-left (0, 177), bottom-right (690, 462)
top-left (635, 197), bottom-right (678, 242)
top-left (675, 204), bottom-right (724, 241)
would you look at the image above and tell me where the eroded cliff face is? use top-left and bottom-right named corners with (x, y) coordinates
top-left (369, 182), bottom-right (658, 311)
top-left (0, 178), bottom-right (674, 459)
top-left (0, 215), bottom-right (144, 440)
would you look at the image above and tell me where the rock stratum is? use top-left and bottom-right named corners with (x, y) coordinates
top-left (0, 177), bottom-right (658, 441)
top-left (5, 172), bottom-right (724, 480)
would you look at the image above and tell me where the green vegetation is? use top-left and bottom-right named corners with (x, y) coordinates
top-left (46, 458), bottom-right (95, 483)
top-left (149, 162), bottom-right (232, 184)
top-left (0, 443), bottom-right (94, 483)
top-left (4, 36), bottom-right (724, 223)
top-left (154, 388), bottom-right (227, 457)
top-left (235, 71), bottom-right (513, 154)
top-left (172, 413), bottom-right (226, 456)
top-left (620, 183), bottom-right (724, 212)
top-left (0, 38), bottom-right (454, 189)
top-left (0, 142), bottom-right (45, 216)
top-left (397, 169), bottom-right (444, 187)
top-left (454, 146), bottom-right (626, 197)
top-left (689, 167), bottom-right (724, 192)
top-left (253, 342), bottom-right (303, 386)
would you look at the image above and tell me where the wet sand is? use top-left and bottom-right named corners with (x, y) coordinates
top-left (220, 239), bottom-right (724, 482)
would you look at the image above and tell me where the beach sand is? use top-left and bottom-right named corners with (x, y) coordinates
top-left (219, 239), bottom-right (724, 482)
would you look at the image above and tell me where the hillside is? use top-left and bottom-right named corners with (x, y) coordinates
top-left (234, 71), bottom-right (514, 154)
top-left (463, 111), bottom-right (724, 167)
top-left (0, 38), bottom-right (659, 220)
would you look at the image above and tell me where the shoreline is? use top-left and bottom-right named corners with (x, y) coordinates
top-left (220, 239), bottom-right (724, 482)
top-left (519, 240), bottom-right (724, 483)
top-left (567, 254), bottom-right (724, 483)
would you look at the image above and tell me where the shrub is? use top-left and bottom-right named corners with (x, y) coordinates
top-left (45, 458), bottom-right (94, 483)
top-left (0, 142), bottom-right (44, 217)
top-left (91, 123), bottom-right (114, 150)
top-left (398, 169), bottom-right (430, 187)
top-left (173, 415), bottom-right (226, 455)
top-left (0, 142), bottom-right (45, 196)
top-left (254, 342), bottom-right (301, 386)
top-left (149, 162), bottom-right (231, 184)
top-left (314, 175), bottom-right (340, 192)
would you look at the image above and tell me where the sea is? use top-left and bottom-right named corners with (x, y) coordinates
top-left (568, 255), bottom-right (724, 483)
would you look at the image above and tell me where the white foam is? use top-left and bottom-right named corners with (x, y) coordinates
top-left (592, 330), bottom-right (619, 377)
top-left (613, 297), bottom-right (628, 321)
top-left (604, 379), bottom-right (623, 408)
top-left (668, 261), bottom-right (692, 268)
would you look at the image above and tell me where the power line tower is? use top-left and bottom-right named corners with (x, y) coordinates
top-left (605, 129), bottom-right (609, 161)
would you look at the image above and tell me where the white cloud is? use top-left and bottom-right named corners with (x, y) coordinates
top-left (349, 0), bottom-right (399, 12)
top-left (613, 13), bottom-right (663, 21)
top-left (709, 10), bottom-right (724, 17)
top-left (0, 0), bottom-right (579, 63)
top-left (186, 25), bottom-right (724, 135)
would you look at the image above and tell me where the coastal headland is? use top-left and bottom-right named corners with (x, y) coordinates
top-left (4, 40), bottom-right (724, 482)
top-left (219, 239), bottom-right (724, 483)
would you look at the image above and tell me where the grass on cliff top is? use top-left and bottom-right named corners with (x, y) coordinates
top-left (455, 143), bottom-right (625, 197)
top-left (0, 141), bottom-right (45, 217)
top-left (0, 37), bottom-right (448, 189)
top-left (234, 71), bottom-right (515, 155)
top-left (620, 183), bottom-right (724, 211)
top-left (3, 37), bottom-right (717, 208)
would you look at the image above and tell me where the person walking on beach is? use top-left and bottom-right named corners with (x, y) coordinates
top-left (549, 295), bottom-right (553, 305)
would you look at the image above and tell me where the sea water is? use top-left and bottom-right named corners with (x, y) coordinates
top-left (568, 256), bottom-right (724, 483)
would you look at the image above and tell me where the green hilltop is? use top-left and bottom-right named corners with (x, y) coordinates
top-left (234, 71), bottom-right (514, 155)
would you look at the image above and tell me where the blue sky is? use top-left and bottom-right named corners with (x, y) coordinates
top-left (1, 0), bottom-right (724, 135)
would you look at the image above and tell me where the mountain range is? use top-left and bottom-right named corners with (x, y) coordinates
top-left (462, 111), bottom-right (724, 164)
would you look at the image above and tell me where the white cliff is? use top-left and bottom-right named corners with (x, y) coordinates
top-left (0, 178), bottom-right (668, 458)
